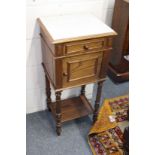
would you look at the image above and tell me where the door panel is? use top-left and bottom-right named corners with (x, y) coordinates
top-left (62, 52), bottom-right (103, 87)
top-left (67, 57), bottom-right (98, 82)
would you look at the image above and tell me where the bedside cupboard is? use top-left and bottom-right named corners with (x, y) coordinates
top-left (37, 14), bottom-right (117, 135)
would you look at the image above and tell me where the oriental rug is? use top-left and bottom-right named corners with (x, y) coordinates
top-left (88, 95), bottom-right (129, 155)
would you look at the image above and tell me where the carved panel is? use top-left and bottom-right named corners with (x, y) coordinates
top-left (62, 52), bottom-right (103, 87)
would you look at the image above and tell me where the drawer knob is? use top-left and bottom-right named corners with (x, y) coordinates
top-left (63, 72), bottom-right (68, 76)
top-left (83, 45), bottom-right (89, 50)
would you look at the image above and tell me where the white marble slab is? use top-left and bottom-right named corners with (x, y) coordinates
top-left (39, 13), bottom-right (116, 43)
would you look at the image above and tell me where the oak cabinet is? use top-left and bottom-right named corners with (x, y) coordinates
top-left (38, 14), bottom-right (116, 135)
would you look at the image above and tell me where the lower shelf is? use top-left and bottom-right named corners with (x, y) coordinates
top-left (49, 95), bottom-right (94, 123)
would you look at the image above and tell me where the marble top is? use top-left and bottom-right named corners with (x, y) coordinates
top-left (39, 14), bottom-right (116, 43)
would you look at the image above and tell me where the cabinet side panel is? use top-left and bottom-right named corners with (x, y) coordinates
top-left (41, 37), bottom-right (56, 87)
top-left (40, 27), bottom-right (55, 55)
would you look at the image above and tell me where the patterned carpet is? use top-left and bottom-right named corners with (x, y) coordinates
top-left (88, 95), bottom-right (129, 155)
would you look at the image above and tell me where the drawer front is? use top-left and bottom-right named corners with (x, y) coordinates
top-left (62, 52), bottom-right (103, 87)
top-left (64, 38), bottom-right (106, 55)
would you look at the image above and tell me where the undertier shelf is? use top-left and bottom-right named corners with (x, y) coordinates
top-left (49, 95), bottom-right (94, 123)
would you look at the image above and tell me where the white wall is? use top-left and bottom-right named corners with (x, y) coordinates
top-left (26, 0), bottom-right (115, 114)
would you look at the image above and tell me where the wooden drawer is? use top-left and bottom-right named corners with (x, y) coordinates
top-left (62, 52), bottom-right (103, 87)
top-left (64, 38), bottom-right (106, 56)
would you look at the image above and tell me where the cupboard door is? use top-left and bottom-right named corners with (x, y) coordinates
top-left (62, 52), bottom-right (103, 87)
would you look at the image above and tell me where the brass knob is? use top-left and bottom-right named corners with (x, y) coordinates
top-left (83, 45), bottom-right (89, 50)
top-left (63, 72), bottom-right (68, 76)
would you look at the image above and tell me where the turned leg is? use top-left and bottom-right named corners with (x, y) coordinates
top-left (45, 75), bottom-right (52, 111)
top-left (93, 81), bottom-right (104, 123)
top-left (81, 85), bottom-right (86, 95)
top-left (55, 91), bottom-right (62, 136)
